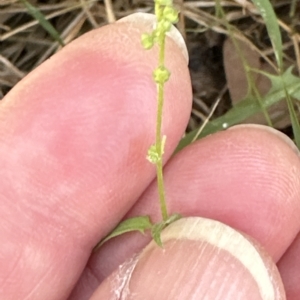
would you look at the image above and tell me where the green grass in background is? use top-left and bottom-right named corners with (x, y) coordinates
top-left (1, 0), bottom-right (300, 150)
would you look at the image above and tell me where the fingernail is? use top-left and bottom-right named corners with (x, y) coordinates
top-left (135, 217), bottom-right (284, 299)
top-left (117, 12), bottom-right (188, 64)
top-left (229, 124), bottom-right (300, 156)
top-left (91, 217), bottom-right (285, 299)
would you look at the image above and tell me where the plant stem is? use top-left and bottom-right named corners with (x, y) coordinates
top-left (156, 83), bottom-right (168, 221)
top-left (155, 17), bottom-right (168, 221)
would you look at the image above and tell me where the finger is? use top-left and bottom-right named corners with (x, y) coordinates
top-left (0, 14), bottom-right (192, 300)
top-left (132, 125), bottom-right (300, 260)
top-left (277, 232), bottom-right (300, 300)
top-left (74, 125), bottom-right (300, 299)
top-left (90, 217), bottom-right (286, 300)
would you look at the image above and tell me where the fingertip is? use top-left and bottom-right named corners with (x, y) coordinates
top-left (229, 124), bottom-right (300, 157)
top-left (0, 18), bottom-right (192, 299)
top-left (91, 218), bottom-right (286, 300)
top-left (81, 124), bottom-right (300, 291)
top-left (167, 125), bottom-right (300, 259)
top-left (122, 124), bottom-right (300, 264)
top-left (117, 12), bottom-right (189, 64)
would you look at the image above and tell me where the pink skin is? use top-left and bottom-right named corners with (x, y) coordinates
top-left (0, 21), bottom-right (299, 300)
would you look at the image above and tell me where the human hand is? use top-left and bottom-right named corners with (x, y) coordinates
top-left (0, 13), bottom-right (299, 300)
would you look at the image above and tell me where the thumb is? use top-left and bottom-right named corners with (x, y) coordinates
top-left (90, 217), bottom-right (285, 300)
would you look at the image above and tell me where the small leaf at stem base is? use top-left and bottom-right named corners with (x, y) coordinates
top-left (151, 213), bottom-right (182, 247)
top-left (93, 216), bottom-right (153, 252)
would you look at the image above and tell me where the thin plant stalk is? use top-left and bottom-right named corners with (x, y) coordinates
top-left (155, 21), bottom-right (168, 221)
top-left (155, 82), bottom-right (168, 220)
top-left (95, 1), bottom-right (180, 249)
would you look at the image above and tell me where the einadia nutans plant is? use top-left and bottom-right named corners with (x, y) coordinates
top-left (94, 0), bottom-right (181, 251)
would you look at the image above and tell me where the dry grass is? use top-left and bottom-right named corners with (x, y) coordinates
top-left (1, 0), bottom-right (299, 137)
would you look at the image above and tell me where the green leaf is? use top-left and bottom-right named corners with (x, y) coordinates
top-left (21, 0), bottom-right (65, 46)
top-left (265, 67), bottom-right (300, 148)
top-left (93, 216), bottom-right (153, 251)
top-left (248, 2), bottom-right (300, 147)
top-left (251, 0), bottom-right (283, 70)
top-left (265, 67), bottom-right (300, 97)
top-left (165, 213), bottom-right (182, 225)
top-left (151, 213), bottom-right (182, 247)
top-left (151, 222), bottom-right (165, 247)
top-left (286, 92), bottom-right (300, 148)
top-left (176, 77), bottom-right (300, 152)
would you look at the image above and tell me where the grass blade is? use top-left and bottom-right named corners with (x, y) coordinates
top-left (251, 0), bottom-right (283, 71)
top-left (176, 79), bottom-right (300, 152)
top-left (252, 0), bottom-right (300, 148)
top-left (21, 0), bottom-right (65, 46)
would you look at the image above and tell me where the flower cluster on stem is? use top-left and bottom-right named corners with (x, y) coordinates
top-left (142, 1), bottom-right (178, 222)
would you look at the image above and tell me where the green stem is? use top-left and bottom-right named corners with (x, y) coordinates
top-left (156, 82), bottom-right (167, 221)
top-left (156, 154), bottom-right (167, 221)
top-left (155, 25), bottom-right (168, 221)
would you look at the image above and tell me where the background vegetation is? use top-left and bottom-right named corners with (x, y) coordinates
top-left (1, 0), bottom-right (300, 150)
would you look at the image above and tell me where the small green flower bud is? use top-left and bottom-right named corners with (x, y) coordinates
top-left (155, 0), bottom-right (172, 6)
top-left (147, 144), bottom-right (160, 164)
top-left (141, 33), bottom-right (154, 50)
top-left (157, 19), bottom-right (172, 33)
top-left (155, 6), bottom-right (164, 22)
top-left (153, 66), bottom-right (170, 84)
top-left (163, 6), bottom-right (179, 23)
top-left (153, 28), bottom-right (163, 41)
top-left (146, 136), bottom-right (166, 164)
